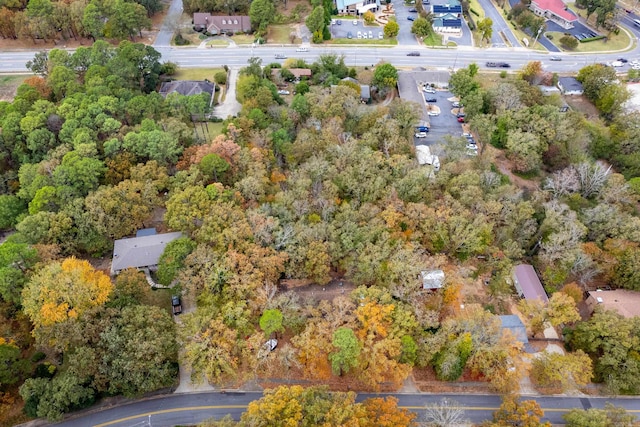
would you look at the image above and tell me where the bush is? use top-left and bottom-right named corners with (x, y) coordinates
top-left (470, 8), bottom-right (480, 16)
top-left (546, 33), bottom-right (553, 40)
top-left (31, 352), bottom-right (46, 363)
top-left (559, 35), bottom-right (578, 50)
top-left (214, 71), bottom-right (227, 85)
top-left (322, 26), bottom-right (331, 40)
top-left (174, 32), bottom-right (190, 46)
top-left (500, 71), bottom-right (507, 78)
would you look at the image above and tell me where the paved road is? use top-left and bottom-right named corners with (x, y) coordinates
top-left (476, 0), bottom-right (519, 47)
top-left (154, 0), bottom-right (184, 47)
top-left (393, 0), bottom-right (420, 45)
top-left (47, 391), bottom-right (640, 427)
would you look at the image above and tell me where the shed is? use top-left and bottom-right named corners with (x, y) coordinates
top-left (512, 264), bottom-right (548, 303)
top-left (421, 269), bottom-right (445, 289)
top-left (111, 231), bottom-right (183, 275)
top-left (557, 77), bottom-right (584, 95)
top-left (499, 315), bottom-right (529, 344)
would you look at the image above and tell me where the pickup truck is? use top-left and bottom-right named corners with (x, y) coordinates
top-left (171, 295), bottom-right (182, 315)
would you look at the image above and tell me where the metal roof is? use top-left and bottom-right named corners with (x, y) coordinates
top-left (514, 264), bottom-right (549, 303)
top-left (111, 232), bottom-right (183, 275)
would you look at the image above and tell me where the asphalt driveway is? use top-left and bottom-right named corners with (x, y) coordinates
top-left (478, 0), bottom-right (519, 46)
top-left (393, 0), bottom-right (420, 45)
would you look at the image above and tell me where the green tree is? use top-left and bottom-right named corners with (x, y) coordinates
top-left (0, 194), bottom-right (26, 229)
top-left (305, 5), bottom-right (325, 34)
top-left (0, 339), bottom-right (29, 386)
top-left (476, 17), bottom-right (493, 44)
top-left (563, 403), bottom-right (637, 427)
top-left (411, 17), bottom-right (432, 38)
top-left (199, 153), bottom-right (230, 182)
top-left (157, 237), bottom-right (196, 285)
top-left (373, 63), bottom-right (398, 90)
top-left (329, 327), bottom-right (360, 376)
top-left (249, 0), bottom-right (275, 32)
top-left (384, 20), bottom-right (399, 38)
top-left (20, 372), bottom-right (95, 421)
top-left (259, 308), bottom-right (284, 338)
top-left (0, 242), bottom-right (38, 305)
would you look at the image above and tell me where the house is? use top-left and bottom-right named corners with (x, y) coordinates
top-left (158, 80), bottom-right (216, 107)
top-left (529, 0), bottom-right (577, 29)
top-left (271, 68), bottom-right (313, 81)
top-left (432, 15), bottom-right (463, 33)
top-left (193, 13), bottom-right (251, 34)
top-left (512, 264), bottom-right (548, 303)
top-left (111, 231), bottom-right (183, 275)
top-left (499, 315), bottom-right (529, 344)
top-left (421, 269), bottom-right (445, 289)
top-left (557, 77), bottom-right (584, 95)
top-left (335, 0), bottom-right (380, 16)
top-left (431, 1), bottom-right (463, 34)
top-left (586, 289), bottom-right (640, 318)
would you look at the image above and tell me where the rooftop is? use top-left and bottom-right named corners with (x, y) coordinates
top-left (499, 315), bottom-right (529, 344)
top-left (421, 269), bottom-right (445, 289)
top-left (531, 0), bottom-right (577, 22)
top-left (159, 80), bottom-right (215, 97)
top-left (514, 264), bottom-right (549, 303)
top-left (558, 76), bottom-right (583, 92)
top-left (586, 289), bottom-right (640, 318)
top-left (111, 231), bottom-right (183, 275)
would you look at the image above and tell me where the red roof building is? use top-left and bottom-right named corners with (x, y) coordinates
top-left (530, 0), bottom-right (577, 29)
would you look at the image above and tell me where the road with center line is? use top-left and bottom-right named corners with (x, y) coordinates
top-left (47, 391), bottom-right (640, 426)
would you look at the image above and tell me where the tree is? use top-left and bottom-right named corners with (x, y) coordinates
top-left (411, 17), bottom-right (432, 38)
top-left (449, 67), bottom-right (479, 99)
top-left (259, 309), bottom-right (284, 338)
top-left (0, 242), bottom-right (38, 306)
top-left (529, 350), bottom-right (592, 392)
top-left (329, 327), bottom-right (360, 376)
top-left (360, 397), bottom-right (416, 426)
top-left (0, 194), bottom-right (26, 230)
top-left (156, 237), bottom-right (196, 286)
top-left (563, 403), bottom-right (637, 427)
top-left (21, 258), bottom-right (113, 329)
top-left (384, 20), bottom-right (399, 38)
top-left (559, 34), bottom-right (578, 50)
top-left (424, 398), bottom-right (469, 427)
top-left (363, 10), bottom-right (375, 24)
top-left (519, 61), bottom-right (543, 84)
top-left (476, 18), bottom-right (493, 44)
top-left (0, 339), bottom-right (29, 386)
top-left (249, 0), bottom-right (275, 33)
top-left (491, 395), bottom-right (552, 427)
top-left (303, 240), bottom-right (332, 285)
top-left (305, 5), bottom-right (325, 34)
top-left (199, 153), bottom-right (230, 183)
top-left (26, 51), bottom-right (49, 77)
top-left (373, 63), bottom-right (398, 90)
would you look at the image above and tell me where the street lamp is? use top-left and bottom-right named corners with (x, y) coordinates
top-left (532, 26), bottom-right (543, 47)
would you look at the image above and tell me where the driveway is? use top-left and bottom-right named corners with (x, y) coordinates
top-left (154, 0), bottom-right (184, 47)
top-left (214, 68), bottom-right (242, 119)
top-left (393, 0), bottom-right (420, 45)
top-left (477, 0), bottom-right (520, 46)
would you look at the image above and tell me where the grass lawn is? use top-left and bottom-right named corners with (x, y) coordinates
top-left (509, 27), bottom-right (547, 50)
top-left (174, 67), bottom-right (225, 81)
top-left (231, 33), bottom-right (255, 45)
top-left (422, 32), bottom-right (443, 47)
top-left (269, 24), bottom-right (299, 44)
top-left (468, 0), bottom-right (486, 19)
top-left (546, 30), bottom-right (633, 52)
top-left (0, 74), bottom-right (28, 102)
top-left (204, 121), bottom-right (224, 137)
top-left (327, 38), bottom-right (397, 45)
top-left (206, 39), bottom-right (230, 47)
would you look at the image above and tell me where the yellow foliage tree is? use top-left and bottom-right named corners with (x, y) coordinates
top-left (22, 258), bottom-right (113, 328)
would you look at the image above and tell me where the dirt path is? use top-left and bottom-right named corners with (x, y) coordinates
top-left (487, 145), bottom-right (540, 192)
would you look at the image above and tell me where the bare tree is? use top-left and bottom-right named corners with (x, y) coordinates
top-left (544, 167), bottom-right (579, 198)
top-left (576, 162), bottom-right (611, 198)
top-left (424, 398), bottom-right (470, 427)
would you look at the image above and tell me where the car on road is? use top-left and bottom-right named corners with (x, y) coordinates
top-left (549, 56), bottom-right (562, 61)
top-left (336, 19), bottom-right (342, 25)
top-left (617, 58), bottom-right (628, 63)
top-left (425, 97), bottom-right (437, 102)
top-left (277, 90), bottom-right (290, 95)
top-left (486, 62), bottom-right (510, 68)
top-left (407, 15), bottom-right (415, 21)
top-left (609, 61), bottom-right (623, 67)
top-left (275, 54), bottom-right (286, 59)
top-left (407, 51), bottom-right (420, 56)
top-left (415, 131), bottom-right (428, 138)
top-left (427, 110), bottom-right (439, 116)
top-left (409, 7), bottom-right (418, 12)
top-left (296, 47), bottom-right (308, 52)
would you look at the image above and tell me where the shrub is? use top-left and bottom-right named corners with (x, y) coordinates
top-left (500, 71), bottom-right (507, 78)
top-left (173, 32), bottom-right (190, 46)
top-left (31, 352), bottom-right (46, 363)
top-left (559, 35), bottom-right (578, 50)
top-left (470, 8), bottom-right (479, 16)
top-left (214, 71), bottom-right (227, 85)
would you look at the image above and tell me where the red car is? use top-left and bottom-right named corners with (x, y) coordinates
top-left (457, 116), bottom-right (465, 123)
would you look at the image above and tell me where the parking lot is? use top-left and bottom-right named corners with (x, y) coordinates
top-left (330, 19), bottom-right (385, 40)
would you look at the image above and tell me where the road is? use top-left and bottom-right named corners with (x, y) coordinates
top-left (47, 391), bottom-right (640, 426)
top-left (154, 0), bottom-right (184, 47)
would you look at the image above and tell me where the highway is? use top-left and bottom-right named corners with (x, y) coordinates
top-left (0, 44), bottom-right (636, 74)
top-left (47, 391), bottom-right (640, 426)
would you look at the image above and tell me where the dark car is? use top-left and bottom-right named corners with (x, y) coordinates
top-left (409, 7), bottom-right (418, 12)
top-left (171, 295), bottom-right (182, 315)
top-left (618, 58), bottom-right (628, 63)
top-left (498, 62), bottom-right (511, 68)
top-left (425, 97), bottom-right (437, 102)
top-left (456, 113), bottom-right (466, 118)
top-left (407, 15), bottom-right (415, 21)
top-left (486, 62), bottom-right (498, 67)
top-left (407, 51), bottom-right (420, 56)
top-left (336, 19), bottom-right (342, 25)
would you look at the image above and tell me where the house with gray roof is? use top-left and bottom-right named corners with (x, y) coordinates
top-left (499, 315), bottom-right (529, 344)
top-left (421, 269), bottom-right (445, 290)
top-left (193, 13), bottom-right (251, 34)
top-left (111, 231), bottom-right (183, 275)
top-left (557, 77), bottom-right (584, 95)
top-left (512, 264), bottom-right (548, 303)
top-left (159, 80), bottom-right (216, 108)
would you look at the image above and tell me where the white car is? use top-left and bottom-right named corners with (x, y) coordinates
top-left (277, 90), bottom-right (290, 95)
top-left (368, 31), bottom-right (373, 38)
top-left (415, 132), bottom-right (428, 138)
top-left (423, 87), bottom-right (435, 93)
top-left (296, 47), bottom-right (309, 52)
top-left (363, 33), bottom-right (368, 39)
top-left (378, 32), bottom-right (383, 39)
top-left (353, 19), bottom-right (358, 25)
top-left (427, 110), bottom-right (439, 116)
top-left (609, 61), bottom-right (623, 67)
top-left (357, 31), bottom-right (362, 39)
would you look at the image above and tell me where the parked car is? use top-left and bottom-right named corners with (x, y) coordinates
top-left (425, 97), bottom-right (437, 102)
top-left (457, 116), bottom-right (465, 123)
top-left (353, 19), bottom-right (359, 25)
top-left (422, 0), bottom-right (430, 3)
top-left (337, 19), bottom-right (342, 25)
top-left (427, 110), bottom-right (439, 116)
top-left (407, 15), bottom-right (415, 20)
top-left (378, 32), bottom-right (383, 39)
top-left (452, 101), bottom-right (461, 108)
top-left (415, 131), bottom-right (428, 138)
top-left (466, 143), bottom-right (478, 150)
top-left (368, 31), bottom-right (373, 38)
top-left (296, 47), bottom-right (308, 52)
top-left (407, 51), bottom-right (420, 56)
top-left (277, 90), bottom-right (290, 95)
top-left (275, 54), bottom-right (286, 59)
top-left (363, 32), bottom-right (368, 39)
top-left (409, 7), bottom-right (418, 12)
top-left (549, 56), bottom-right (562, 61)
top-left (171, 295), bottom-right (182, 315)
top-left (456, 113), bottom-right (466, 118)
top-left (347, 31), bottom-right (353, 39)
top-left (357, 31), bottom-right (362, 39)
